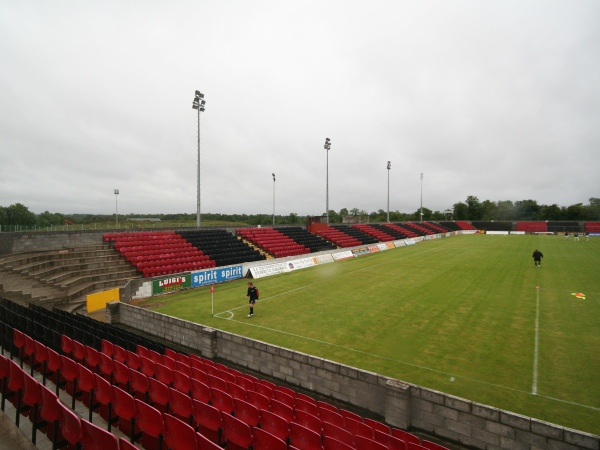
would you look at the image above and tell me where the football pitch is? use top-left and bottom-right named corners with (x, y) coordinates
top-left (137, 234), bottom-right (600, 434)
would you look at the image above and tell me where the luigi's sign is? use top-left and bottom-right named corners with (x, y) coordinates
top-left (152, 276), bottom-right (191, 295)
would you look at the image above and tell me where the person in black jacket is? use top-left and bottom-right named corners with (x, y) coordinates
top-left (532, 249), bottom-right (543, 267)
top-left (246, 282), bottom-right (259, 317)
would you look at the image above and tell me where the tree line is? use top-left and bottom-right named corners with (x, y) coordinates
top-left (1, 197), bottom-right (599, 229)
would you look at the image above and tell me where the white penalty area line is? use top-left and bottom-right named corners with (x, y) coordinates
top-left (532, 286), bottom-right (540, 395)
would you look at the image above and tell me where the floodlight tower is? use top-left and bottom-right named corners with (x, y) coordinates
top-left (324, 138), bottom-right (331, 223)
top-left (272, 173), bottom-right (276, 225)
top-left (114, 189), bottom-right (119, 228)
top-left (420, 172), bottom-right (424, 222)
top-left (386, 161), bottom-right (391, 222)
top-left (192, 90), bottom-right (206, 227)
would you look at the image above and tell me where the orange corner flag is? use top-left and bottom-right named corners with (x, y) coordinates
top-left (210, 284), bottom-right (215, 293)
top-left (571, 292), bottom-right (586, 300)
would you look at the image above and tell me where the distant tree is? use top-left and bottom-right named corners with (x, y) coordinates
top-left (480, 200), bottom-right (496, 220)
top-left (37, 211), bottom-right (66, 227)
top-left (495, 200), bottom-right (515, 220)
top-left (349, 208), bottom-right (360, 216)
top-left (466, 196), bottom-right (482, 220)
top-left (338, 208), bottom-right (349, 218)
top-left (327, 210), bottom-right (340, 223)
top-left (3, 203), bottom-right (36, 226)
top-left (539, 204), bottom-right (563, 221)
top-left (564, 203), bottom-right (585, 220)
top-left (453, 202), bottom-right (468, 220)
top-left (514, 200), bottom-right (540, 220)
top-left (587, 197), bottom-right (600, 220)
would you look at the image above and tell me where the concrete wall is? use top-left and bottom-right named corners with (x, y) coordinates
top-left (107, 301), bottom-right (599, 450)
top-left (0, 231), bottom-right (103, 255)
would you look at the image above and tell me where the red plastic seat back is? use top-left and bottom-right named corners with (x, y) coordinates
top-left (39, 384), bottom-right (61, 422)
top-left (94, 373), bottom-right (114, 407)
top-left (288, 422), bottom-right (322, 450)
top-left (81, 418), bottom-right (119, 450)
top-left (253, 427), bottom-right (287, 450)
top-left (112, 385), bottom-right (136, 421)
top-left (164, 413), bottom-right (198, 450)
top-left (259, 409), bottom-right (289, 441)
top-left (58, 402), bottom-right (82, 445)
top-left (8, 358), bottom-right (25, 392)
top-left (135, 398), bottom-right (164, 438)
top-left (221, 413), bottom-right (253, 449)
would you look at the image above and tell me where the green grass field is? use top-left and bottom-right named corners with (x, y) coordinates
top-left (135, 234), bottom-right (600, 434)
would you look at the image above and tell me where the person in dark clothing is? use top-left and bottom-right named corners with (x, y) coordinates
top-left (246, 281), bottom-right (259, 317)
top-left (532, 249), bottom-right (543, 267)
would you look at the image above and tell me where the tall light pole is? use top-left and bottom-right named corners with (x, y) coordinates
top-left (272, 173), bottom-right (276, 226)
top-left (324, 138), bottom-right (331, 223)
top-left (387, 161), bottom-right (391, 222)
top-left (114, 189), bottom-right (119, 228)
top-left (420, 172), bottom-right (424, 222)
top-left (192, 90), bottom-right (206, 227)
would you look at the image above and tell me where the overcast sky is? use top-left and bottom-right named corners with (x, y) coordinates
top-left (1, 1), bottom-right (598, 217)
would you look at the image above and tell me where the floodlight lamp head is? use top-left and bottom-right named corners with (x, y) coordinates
top-left (272, 173), bottom-right (275, 181)
top-left (387, 161), bottom-right (391, 169)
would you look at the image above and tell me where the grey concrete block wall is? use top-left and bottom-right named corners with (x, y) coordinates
top-left (108, 302), bottom-right (600, 450)
top-left (0, 231), bottom-right (103, 255)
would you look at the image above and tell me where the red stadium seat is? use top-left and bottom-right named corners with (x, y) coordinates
top-left (80, 419), bottom-right (119, 450)
top-left (221, 412), bottom-right (254, 450)
top-left (164, 413), bottom-right (198, 450)
top-left (192, 399), bottom-right (223, 446)
top-left (253, 427), bottom-right (288, 450)
top-left (134, 398), bottom-right (165, 450)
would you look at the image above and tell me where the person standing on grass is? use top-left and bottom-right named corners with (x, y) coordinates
top-left (565, 231), bottom-right (569, 240)
top-left (246, 281), bottom-right (259, 317)
top-left (532, 249), bottom-right (543, 267)
top-left (574, 231), bottom-right (580, 241)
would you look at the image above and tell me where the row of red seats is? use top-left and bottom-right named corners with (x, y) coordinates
top-left (316, 229), bottom-right (362, 248)
top-left (104, 231), bottom-right (177, 240)
top-left (516, 222), bottom-right (548, 232)
top-left (2, 335), bottom-right (223, 450)
top-left (237, 228), bottom-right (311, 258)
top-left (385, 224), bottom-right (419, 238)
top-left (353, 225), bottom-right (395, 242)
top-left (585, 222), bottom-right (600, 232)
top-left (7, 322), bottom-right (448, 450)
top-left (455, 221), bottom-right (477, 231)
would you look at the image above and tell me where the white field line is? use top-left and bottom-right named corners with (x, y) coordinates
top-left (532, 286), bottom-right (540, 395)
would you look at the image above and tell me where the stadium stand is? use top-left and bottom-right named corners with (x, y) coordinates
top-left (384, 223), bottom-right (420, 238)
top-left (398, 223), bottom-right (435, 236)
top-left (315, 226), bottom-right (363, 248)
top-left (546, 221), bottom-right (582, 233)
top-left (104, 231), bottom-right (215, 277)
top-left (275, 227), bottom-right (338, 252)
top-left (471, 221), bottom-right (512, 231)
top-left (440, 221), bottom-right (477, 231)
top-left (516, 222), bottom-right (548, 233)
top-left (352, 224), bottom-right (395, 242)
top-left (236, 227), bottom-right (310, 258)
top-left (332, 225), bottom-right (379, 245)
top-left (371, 223), bottom-right (407, 240)
top-left (178, 229), bottom-right (265, 267)
top-left (0, 296), bottom-right (445, 450)
top-left (585, 222), bottom-right (600, 232)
